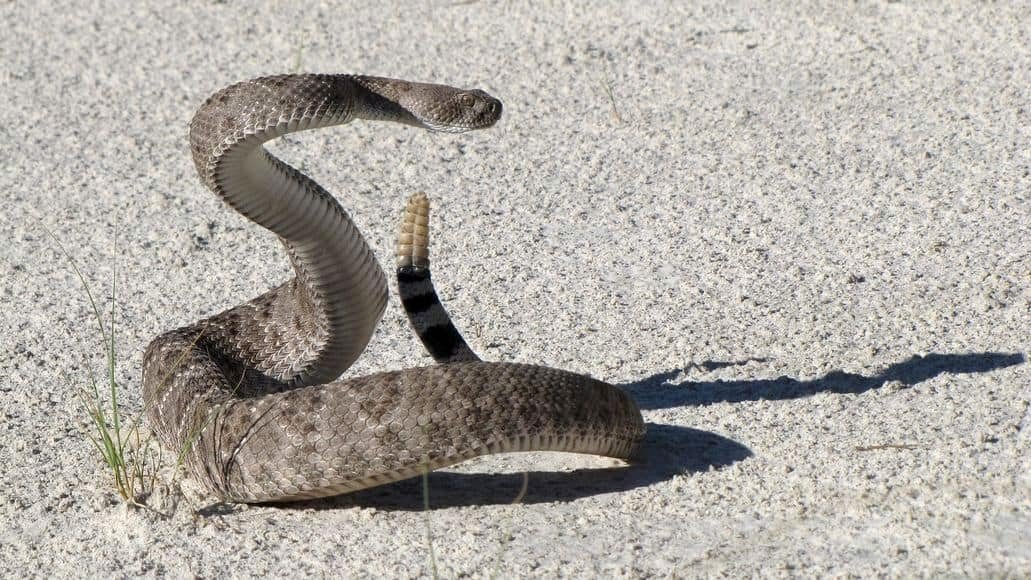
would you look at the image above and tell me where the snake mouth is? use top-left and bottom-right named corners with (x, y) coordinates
top-left (422, 122), bottom-right (492, 133)
top-left (419, 112), bottom-right (502, 133)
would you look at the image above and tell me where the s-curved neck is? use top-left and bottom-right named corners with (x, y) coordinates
top-left (192, 83), bottom-right (388, 386)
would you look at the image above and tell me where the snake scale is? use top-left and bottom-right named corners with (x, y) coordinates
top-left (142, 74), bottom-right (645, 502)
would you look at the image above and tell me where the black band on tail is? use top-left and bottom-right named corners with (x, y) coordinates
top-left (397, 266), bottom-right (480, 363)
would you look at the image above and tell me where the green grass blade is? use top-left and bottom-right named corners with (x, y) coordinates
top-left (45, 225), bottom-right (160, 505)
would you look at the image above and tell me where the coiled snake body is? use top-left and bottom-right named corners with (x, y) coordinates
top-left (142, 74), bottom-right (644, 502)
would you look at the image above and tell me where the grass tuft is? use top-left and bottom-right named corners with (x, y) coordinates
top-left (600, 76), bottom-right (622, 123)
top-left (45, 226), bottom-right (164, 510)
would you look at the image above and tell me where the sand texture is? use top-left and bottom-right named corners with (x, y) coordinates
top-left (2, 1), bottom-right (1028, 577)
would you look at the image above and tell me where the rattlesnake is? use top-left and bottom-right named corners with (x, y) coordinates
top-left (142, 74), bottom-right (645, 502)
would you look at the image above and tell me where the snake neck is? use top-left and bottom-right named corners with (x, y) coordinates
top-left (189, 78), bottom-right (388, 386)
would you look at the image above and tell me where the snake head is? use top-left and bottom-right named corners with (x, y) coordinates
top-left (355, 76), bottom-right (503, 133)
top-left (414, 88), bottom-right (503, 133)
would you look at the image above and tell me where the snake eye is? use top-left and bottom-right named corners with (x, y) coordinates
top-left (459, 93), bottom-right (476, 108)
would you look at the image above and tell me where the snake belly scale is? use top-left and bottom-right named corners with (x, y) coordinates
top-left (142, 74), bottom-right (645, 502)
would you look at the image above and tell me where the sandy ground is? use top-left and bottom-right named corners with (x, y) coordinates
top-left (2, 1), bottom-right (1028, 577)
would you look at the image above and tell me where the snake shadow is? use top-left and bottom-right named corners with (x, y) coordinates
top-left (282, 422), bottom-right (750, 511)
top-left (624, 352), bottom-right (1026, 410)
